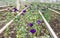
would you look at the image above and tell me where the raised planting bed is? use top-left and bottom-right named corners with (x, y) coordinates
top-left (15, 9), bottom-right (51, 38)
top-left (0, 6), bottom-right (51, 38)
top-left (0, 3), bottom-right (59, 38)
top-left (49, 11), bottom-right (60, 38)
top-left (42, 8), bottom-right (60, 38)
top-left (50, 7), bottom-right (60, 12)
top-left (45, 3), bottom-right (60, 13)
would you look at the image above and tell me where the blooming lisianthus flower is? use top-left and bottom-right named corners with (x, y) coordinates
top-left (13, 8), bottom-right (18, 12)
top-left (23, 10), bottom-right (26, 13)
top-left (21, 10), bottom-right (26, 15)
top-left (28, 23), bottom-right (33, 27)
top-left (37, 20), bottom-right (41, 25)
top-left (30, 29), bottom-right (36, 34)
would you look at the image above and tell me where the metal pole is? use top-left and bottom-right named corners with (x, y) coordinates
top-left (16, 0), bottom-right (20, 13)
top-left (39, 11), bottom-right (58, 38)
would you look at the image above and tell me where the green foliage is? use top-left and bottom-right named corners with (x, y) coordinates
top-left (6, 12), bottom-right (14, 22)
top-left (43, 9), bottom-right (52, 22)
top-left (4, 3), bottom-right (53, 38)
top-left (4, 28), bottom-right (10, 37)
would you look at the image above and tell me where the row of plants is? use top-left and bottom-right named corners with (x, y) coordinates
top-left (3, 3), bottom-right (54, 38)
top-left (15, 5), bottom-right (51, 38)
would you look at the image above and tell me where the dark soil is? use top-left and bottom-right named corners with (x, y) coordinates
top-left (0, 12), bottom-right (7, 29)
top-left (0, 23), bottom-right (16, 38)
top-left (0, 12), bottom-right (16, 38)
top-left (49, 11), bottom-right (60, 38)
top-left (8, 23), bottom-right (16, 38)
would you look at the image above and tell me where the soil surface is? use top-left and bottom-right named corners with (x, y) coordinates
top-left (0, 22), bottom-right (16, 38)
top-left (0, 11), bottom-right (16, 38)
top-left (0, 12), bottom-right (7, 29)
top-left (49, 11), bottom-right (60, 38)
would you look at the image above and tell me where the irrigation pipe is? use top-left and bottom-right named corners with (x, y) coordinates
top-left (39, 11), bottom-right (58, 38)
top-left (0, 7), bottom-right (28, 34)
top-left (53, 7), bottom-right (60, 10)
top-left (16, 0), bottom-right (20, 12)
top-left (0, 9), bottom-right (8, 11)
top-left (48, 8), bottom-right (60, 14)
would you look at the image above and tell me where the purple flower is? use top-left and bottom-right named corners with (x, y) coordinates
top-left (13, 8), bottom-right (18, 12)
top-left (30, 29), bottom-right (36, 34)
top-left (23, 10), bottom-right (26, 13)
top-left (37, 20), bottom-right (41, 24)
top-left (28, 23), bottom-right (33, 27)
top-left (21, 10), bottom-right (26, 15)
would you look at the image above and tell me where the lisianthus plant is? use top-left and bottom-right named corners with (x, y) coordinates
top-left (14, 4), bottom-right (50, 38)
top-left (4, 3), bottom-right (51, 38)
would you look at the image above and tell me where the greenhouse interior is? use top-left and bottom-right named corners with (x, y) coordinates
top-left (0, 0), bottom-right (60, 38)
